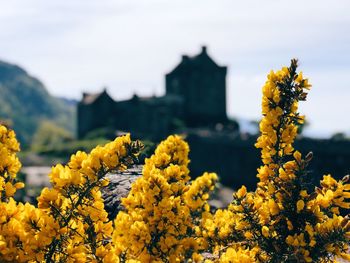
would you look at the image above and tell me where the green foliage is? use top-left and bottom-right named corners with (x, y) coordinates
top-left (31, 121), bottom-right (74, 151)
top-left (0, 60), bottom-right (75, 147)
top-left (84, 127), bottom-right (118, 140)
top-left (31, 138), bottom-right (109, 158)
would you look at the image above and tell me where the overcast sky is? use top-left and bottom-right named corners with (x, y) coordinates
top-left (0, 0), bottom-right (349, 137)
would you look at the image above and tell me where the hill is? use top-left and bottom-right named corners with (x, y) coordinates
top-left (0, 60), bottom-right (75, 147)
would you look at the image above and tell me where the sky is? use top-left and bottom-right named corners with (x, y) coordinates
top-left (0, 0), bottom-right (349, 137)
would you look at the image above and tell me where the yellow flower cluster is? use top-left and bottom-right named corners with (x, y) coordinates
top-left (113, 135), bottom-right (217, 262)
top-left (0, 199), bottom-right (59, 262)
top-left (310, 174), bottom-right (350, 210)
top-left (255, 61), bottom-right (310, 185)
top-left (0, 125), bottom-right (23, 201)
top-left (36, 134), bottom-right (139, 262)
top-left (218, 246), bottom-right (258, 263)
top-left (0, 131), bottom-right (141, 262)
top-left (0, 126), bottom-right (57, 261)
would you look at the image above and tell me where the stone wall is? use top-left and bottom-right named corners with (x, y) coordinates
top-left (186, 131), bottom-right (350, 190)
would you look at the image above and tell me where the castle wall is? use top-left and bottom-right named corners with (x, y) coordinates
top-left (77, 104), bottom-right (94, 139)
top-left (114, 96), bottom-right (184, 140)
top-left (186, 132), bottom-right (350, 190)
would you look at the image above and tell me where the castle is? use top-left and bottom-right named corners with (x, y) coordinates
top-left (77, 46), bottom-right (228, 139)
top-left (77, 47), bottom-right (350, 189)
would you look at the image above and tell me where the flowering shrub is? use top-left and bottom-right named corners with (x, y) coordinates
top-left (203, 59), bottom-right (350, 262)
top-left (0, 130), bottom-right (143, 262)
top-left (113, 135), bottom-right (217, 262)
top-left (0, 59), bottom-right (348, 262)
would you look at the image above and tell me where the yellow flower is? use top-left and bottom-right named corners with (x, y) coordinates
top-left (236, 185), bottom-right (247, 199)
top-left (287, 219), bottom-right (293, 231)
top-left (297, 200), bottom-right (305, 213)
top-left (293, 151), bottom-right (302, 164)
top-left (14, 182), bottom-right (24, 189)
top-left (261, 226), bottom-right (269, 238)
top-left (4, 182), bottom-right (16, 197)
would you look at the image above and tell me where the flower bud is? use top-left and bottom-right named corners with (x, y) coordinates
top-left (342, 175), bottom-right (350, 183)
top-left (305, 151), bottom-right (313, 162)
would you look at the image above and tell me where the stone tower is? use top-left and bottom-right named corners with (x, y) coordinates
top-left (165, 46), bottom-right (227, 126)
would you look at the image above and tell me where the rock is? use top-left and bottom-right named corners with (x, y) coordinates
top-left (101, 165), bottom-right (142, 220)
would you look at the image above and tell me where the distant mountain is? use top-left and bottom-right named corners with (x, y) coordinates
top-left (0, 60), bottom-right (76, 146)
top-left (57, 97), bottom-right (78, 107)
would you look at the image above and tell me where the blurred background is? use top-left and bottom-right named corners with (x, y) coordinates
top-left (0, 0), bottom-right (349, 201)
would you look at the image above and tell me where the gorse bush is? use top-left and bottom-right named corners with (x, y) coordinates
top-left (113, 135), bottom-right (217, 262)
top-left (0, 130), bottom-right (143, 262)
top-left (202, 59), bottom-right (350, 262)
top-left (0, 59), bottom-right (349, 262)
